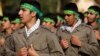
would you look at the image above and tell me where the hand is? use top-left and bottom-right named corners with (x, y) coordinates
top-left (28, 44), bottom-right (39, 56)
top-left (84, 17), bottom-right (88, 24)
top-left (94, 30), bottom-right (100, 40)
top-left (71, 35), bottom-right (81, 47)
top-left (60, 39), bottom-right (69, 49)
top-left (17, 47), bottom-right (28, 56)
top-left (0, 38), bottom-right (5, 45)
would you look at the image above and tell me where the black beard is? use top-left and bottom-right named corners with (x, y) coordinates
top-left (87, 22), bottom-right (92, 25)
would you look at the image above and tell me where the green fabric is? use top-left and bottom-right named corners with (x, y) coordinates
top-left (43, 17), bottom-right (55, 24)
top-left (21, 3), bottom-right (43, 17)
top-left (57, 16), bottom-right (63, 22)
top-left (84, 13), bottom-right (87, 17)
top-left (11, 18), bottom-right (21, 24)
top-left (3, 17), bottom-right (9, 20)
top-left (21, 3), bottom-right (39, 13)
top-left (64, 10), bottom-right (77, 15)
top-left (97, 18), bottom-right (100, 24)
top-left (64, 10), bottom-right (79, 19)
top-left (0, 21), bottom-right (2, 24)
top-left (88, 9), bottom-right (99, 15)
top-left (64, 10), bottom-right (79, 17)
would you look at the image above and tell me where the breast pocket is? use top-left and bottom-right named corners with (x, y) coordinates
top-left (40, 42), bottom-right (48, 50)
top-left (73, 32), bottom-right (88, 43)
top-left (80, 34), bottom-right (88, 43)
top-left (33, 41), bottom-right (48, 51)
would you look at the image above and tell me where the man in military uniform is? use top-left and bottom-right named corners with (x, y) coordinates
top-left (57, 3), bottom-right (99, 56)
top-left (86, 5), bottom-right (100, 45)
top-left (11, 17), bottom-right (23, 31)
top-left (42, 13), bottom-right (58, 34)
top-left (86, 5), bottom-right (100, 56)
top-left (6, 0), bottom-right (64, 56)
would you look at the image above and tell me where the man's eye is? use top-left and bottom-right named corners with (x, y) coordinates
top-left (21, 8), bottom-right (26, 11)
top-left (12, 23), bottom-right (16, 25)
top-left (67, 14), bottom-right (71, 16)
top-left (44, 21), bottom-right (47, 23)
top-left (65, 14), bottom-right (71, 17)
top-left (89, 13), bottom-right (93, 15)
top-left (3, 20), bottom-right (7, 22)
top-left (87, 12), bottom-right (93, 15)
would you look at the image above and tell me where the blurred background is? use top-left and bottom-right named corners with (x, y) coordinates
top-left (0, 0), bottom-right (100, 16)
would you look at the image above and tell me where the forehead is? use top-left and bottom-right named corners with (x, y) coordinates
top-left (87, 12), bottom-right (96, 15)
top-left (65, 14), bottom-right (75, 17)
top-left (20, 7), bottom-right (30, 12)
top-left (88, 9), bottom-right (99, 15)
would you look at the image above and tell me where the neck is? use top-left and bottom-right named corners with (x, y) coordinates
top-left (6, 27), bottom-right (13, 34)
top-left (72, 19), bottom-right (78, 27)
top-left (51, 26), bottom-right (57, 33)
top-left (25, 17), bottom-right (37, 30)
top-left (91, 21), bottom-right (98, 27)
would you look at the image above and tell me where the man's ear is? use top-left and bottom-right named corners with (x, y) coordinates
top-left (31, 12), bottom-right (37, 17)
top-left (96, 14), bottom-right (100, 19)
top-left (51, 23), bottom-right (55, 26)
top-left (75, 15), bottom-right (77, 18)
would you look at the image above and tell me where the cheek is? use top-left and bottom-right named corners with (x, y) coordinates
top-left (6, 23), bottom-right (11, 27)
top-left (67, 18), bottom-right (74, 25)
top-left (45, 23), bottom-right (50, 27)
top-left (11, 25), bottom-right (14, 28)
top-left (68, 20), bottom-right (73, 24)
top-left (88, 16), bottom-right (95, 21)
top-left (88, 15), bottom-right (95, 18)
top-left (23, 14), bottom-right (29, 19)
top-left (22, 17), bottom-right (29, 23)
top-left (4, 22), bottom-right (9, 25)
top-left (46, 23), bottom-right (51, 26)
top-left (22, 12), bottom-right (31, 18)
top-left (92, 16), bottom-right (96, 19)
top-left (42, 22), bottom-right (46, 26)
top-left (3, 22), bottom-right (10, 28)
top-left (64, 18), bottom-right (68, 22)
top-left (15, 24), bottom-right (20, 28)
top-left (64, 16), bottom-right (68, 20)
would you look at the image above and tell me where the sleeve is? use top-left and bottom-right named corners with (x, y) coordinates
top-left (5, 35), bottom-right (16, 56)
top-left (47, 31), bottom-right (65, 56)
top-left (79, 28), bottom-right (99, 56)
top-left (56, 29), bottom-right (62, 40)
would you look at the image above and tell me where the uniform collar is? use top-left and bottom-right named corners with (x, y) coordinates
top-left (25, 19), bottom-right (40, 37)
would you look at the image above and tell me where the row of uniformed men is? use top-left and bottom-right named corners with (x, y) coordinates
top-left (0, 0), bottom-right (100, 56)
